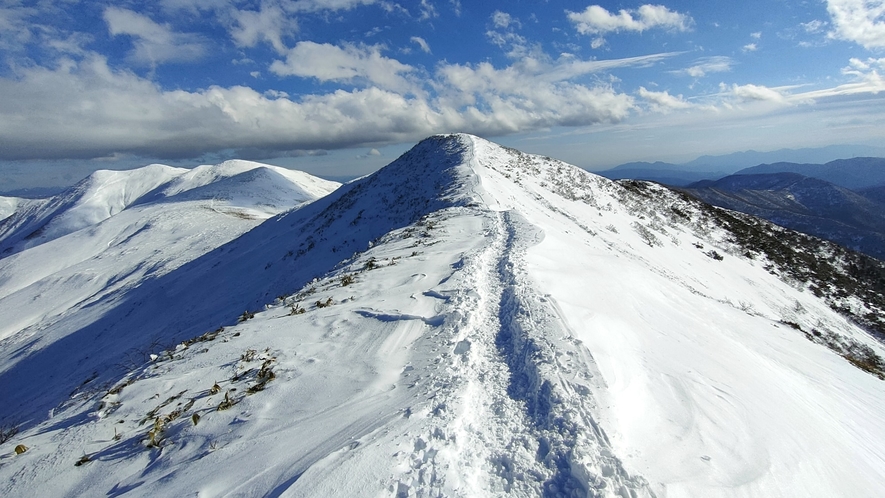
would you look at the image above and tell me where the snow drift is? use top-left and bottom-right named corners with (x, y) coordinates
top-left (0, 135), bottom-right (883, 497)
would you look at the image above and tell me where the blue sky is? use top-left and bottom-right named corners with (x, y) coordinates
top-left (1, 0), bottom-right (884, 189)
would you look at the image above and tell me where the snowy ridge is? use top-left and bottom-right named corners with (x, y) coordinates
top-left (1, 135), bottom-right (884, 497)
top-left (0, 160), bottom-right (339, 256)
top-left (0, 164), bottom-right (186, 255)
top-left (135, 160), bottom-right (339, 216)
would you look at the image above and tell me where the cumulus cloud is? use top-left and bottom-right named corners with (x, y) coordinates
top-left (230, 4), bottom-right (297, 53)
top-left (0, 55), bottom-right (439, 160)
top-left (270, 42), bottom-right (417, 93)
top-left (103, 7), bottom-right (206, 66)
top-left (0, 48), bottom-right (674, 161)
top-left (743, 43), bottom-right (758, 52)
top-left (435, 63), bottom-right (634, 131)
top-left (843, 56), bottom-right (885, 74)
top-left (638, 86), bottom-right (693, 112)
top-left (567, 4), bottom-right (692, 47)
top-left (826, 0), bottom-right (885, 49)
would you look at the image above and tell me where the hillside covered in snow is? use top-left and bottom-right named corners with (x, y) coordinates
top-left (1, 135), bottom-right (884, 497)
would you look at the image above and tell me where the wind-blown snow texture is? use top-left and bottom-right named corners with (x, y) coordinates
top-left (1, 135), bottom-right (884, 497)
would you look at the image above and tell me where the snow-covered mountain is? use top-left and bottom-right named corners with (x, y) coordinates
top-left (1, 135), bottom-right (884, 497)
top-left (0, 160), bottom-right (339, 257)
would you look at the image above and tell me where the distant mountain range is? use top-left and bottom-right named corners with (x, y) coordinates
top-left (599, 145), bottom-right (885, 187)
top-left (682, 172), bottom-right (885, 260)
top-left (736, 157), bottom-right (885, 190)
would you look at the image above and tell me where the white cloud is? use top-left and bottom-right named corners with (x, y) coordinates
top-left (160, 0), bottom-right (386, 53)
top-left (491, 11), bottom-right (519, 29)
top-left (743, 43), bottom-right (758, 52)
top-left (430, 53), bottom-right (683, 130)
top-left (485, 29), bottom-right (530, 57)
top-left (726, 83), bottom-right (788, 103)
top-left (674, 56), bottom-right (733, 77)
top-left (717, 59), bottom-right (885, 108)
top-left (419, 0), bottom-right (437, 20)
top-left (0, 50), bottom-right (670, 161)
top-left (826, 0), bottom-right (885, 49)
top-left (449, 0), bottom-right (461, 17)
top-left (230, 4), bottom-right (297, 53)
top-left (0, 55), bottom-right (438, 160)
top-left (103, 7), bottom-right (206, 65)
top-left (0, 3), bottom-right (36, 51)
top-left (638, 86), bottom-right (693, 112)
top-left (567, 4), bottom-right (693, 47)
top-left (801, 20), bottom-right (826, 33)
top-left (434, 60), bottom-right (635, 132)
top-left (270, 42), bottom-right (417, 93)
top-left (45, 33), bottom-right (94, 56)
top-left (411, 36), bottom-right (431, 53)
top-left (843, 57), bottom-right (885, 73)
top-left (795, 71), bottom-right (885, 98)
top-left (436, 52), bottom-right (679, 96)
top-left (751, 31), bottom-right (762, 39)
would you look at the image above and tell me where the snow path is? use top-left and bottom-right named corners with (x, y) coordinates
top-left (384, 204), bottom-right (651, 497)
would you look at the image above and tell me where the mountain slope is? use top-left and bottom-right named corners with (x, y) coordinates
top-left (683, 172), bottom-right (885, 260)
top-left (1, 135), bottom-right (884, 497)
top-left (0, 164), bottom-right (187, 256)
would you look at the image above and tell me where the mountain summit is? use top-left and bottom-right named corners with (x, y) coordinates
top-left (1, 134), bottom-right (884, 497)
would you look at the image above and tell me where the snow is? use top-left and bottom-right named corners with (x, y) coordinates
top-left (0, 196), bottom-right (24, 221)
top-left (0, 160), bottom-right (339, 256)
top-left (0, 134), bottom-right (883, 497)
